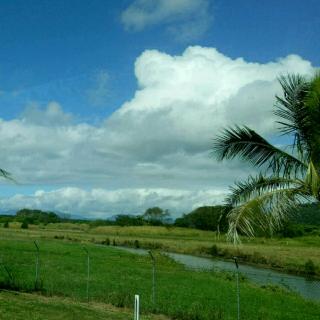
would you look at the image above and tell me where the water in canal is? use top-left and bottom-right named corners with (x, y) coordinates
top-left (115, 246), bottom-right (320, 301)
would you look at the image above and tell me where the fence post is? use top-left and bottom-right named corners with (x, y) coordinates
top-left (148, 250), bottom-right (156, 305)
top-left (233, 256), bottom-right (240, 320)
top-left (34, 241), bottom-right (40, 288)
top-left (134, 294), bottom-right (140, 320)
top-left (0, 257), bottom-right (14, 283)
top-left (82, 247), bottom-right (90, 302)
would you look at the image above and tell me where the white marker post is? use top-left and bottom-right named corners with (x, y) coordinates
top-left (134, 294), bottom-right (140, 320)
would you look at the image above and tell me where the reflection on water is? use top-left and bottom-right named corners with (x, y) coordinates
top-left (115, 246), bottom-right (320, 301)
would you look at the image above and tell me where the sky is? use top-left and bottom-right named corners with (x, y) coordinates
top-left (0, 0), bottom-right (319, 218)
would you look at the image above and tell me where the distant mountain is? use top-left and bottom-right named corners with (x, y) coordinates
top-left (0, 210), bottom-right (16, 216)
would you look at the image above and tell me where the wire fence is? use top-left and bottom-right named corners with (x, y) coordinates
top-left (0, 239), bottom-right (319, 320)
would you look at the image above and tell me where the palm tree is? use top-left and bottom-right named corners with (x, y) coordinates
top-left (212, 73), bottom-right (320, 243)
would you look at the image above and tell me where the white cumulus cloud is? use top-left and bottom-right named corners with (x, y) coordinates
top-left (0, 46), bottom-right (316, 216)
top-left (20, 101), bottom-right (73, 126)
top-left (106, 47), bottom-right (313, 160)
top-left (0, 187), bottom-right (227, 218)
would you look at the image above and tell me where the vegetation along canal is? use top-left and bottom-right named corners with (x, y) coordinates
top-left (115, 246), bottom-right (320, 301)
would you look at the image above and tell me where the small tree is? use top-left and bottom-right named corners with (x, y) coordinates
top-left (21, 220), bottom-right (29, 229)
top-left (143, 207), bottom-right (170, 224)
top-left (3, 221), bottom-right (9, 228)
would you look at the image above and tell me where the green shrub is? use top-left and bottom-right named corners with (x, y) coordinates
top-left (54, 235), bottom-right (64, 240)
top-left (174, 205), bottom-right (230, 232)
top-left (21, 220), bottom-right (28, 229)
top-left (278, 222), bottom-right (305, 238)
top-left (134, 239), bottom-right (140, 248)
top-left (100, 238), bottom-right (110, 245)
top-left (16, 208), bottom-right (61, 224)
top-left (305, 259), bottom-right (316, 275)
top-left (208, 244), bottom-right (219, 256)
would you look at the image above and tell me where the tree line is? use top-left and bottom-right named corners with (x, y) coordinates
top-left (1, 204), bottom-right (320, 238)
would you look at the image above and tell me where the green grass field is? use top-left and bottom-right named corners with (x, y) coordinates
top-left (3, 222), bottom-right (319, 276)
top-left (0, 225), bottom-right (320, 319)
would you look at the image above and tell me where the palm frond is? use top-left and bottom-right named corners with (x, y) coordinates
top-left (227, 174), bottom-right (301, 206)
top-left (212, 73), bottom-right (320, 243)
top-left (305, 73), bottom-right (320, 168)
top-left (305, 161), bottom-right (320, 200)
top-left (274, 74), bottom-right (311, 157)
top-left (212, 126), bottom-right (306, 176)
top-left (227, 187), bottom-right (307, 243)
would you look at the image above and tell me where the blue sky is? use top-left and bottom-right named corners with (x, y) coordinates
top-left (1, 0), bottom-right (319, 120)
top-left (0, 0), bottom-right (319, 217)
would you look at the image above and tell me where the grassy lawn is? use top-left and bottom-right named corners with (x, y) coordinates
top-left (0, 227), bottom-right (319, 320)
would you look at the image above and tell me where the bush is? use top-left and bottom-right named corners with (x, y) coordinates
top-left (21, 220), bottom-right (29, 229)
top-left (114, 215), bottom-right (145, 226)
top-left (208, 244), bottom-right (219, 256)
top-left (3, 221), bottom-right (9, 228)
top-left (16, 208), bottom-right (61, 224)
top-left (134, 240), bottom-right (140, 248)
top-left (101, 238), bottom-right (110, 245)
top-left (54, 235), bottom-right (64, 240)
top-left (278, 222), bottom-right (305, 238)
top-left (305, 259), bottom-right (316, 275)
top-left (174, 206), bottom-right (230, 232)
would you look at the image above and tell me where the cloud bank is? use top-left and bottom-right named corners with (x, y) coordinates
top-left (0, 46), bottom-right (315, 216)
top-left (0, 187), bottom-right (226, 218)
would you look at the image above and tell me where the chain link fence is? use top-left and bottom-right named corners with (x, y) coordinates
top-left (0, 238), bottom-right (319, 320)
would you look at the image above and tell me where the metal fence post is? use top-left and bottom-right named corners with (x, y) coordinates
top-left (34, 241), bottom-right (40, 288)
top-left (233, 256), bottom-right (240, 320)
top-left (83, 247), bottom-right (90, 302)
top-left (148, 250), bottom-right (156, 305)
top-left (0, 257), bottom-right (14, 284)
top-left (134, 294), bottom-right (140, 320)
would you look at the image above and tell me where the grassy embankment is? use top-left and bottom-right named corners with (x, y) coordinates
top-left (0, 226), bottom-right (319, 320)
top-left (0, 290), bottom-right (167, 320)
top-left (3, 222), bottom-right (320, 277)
